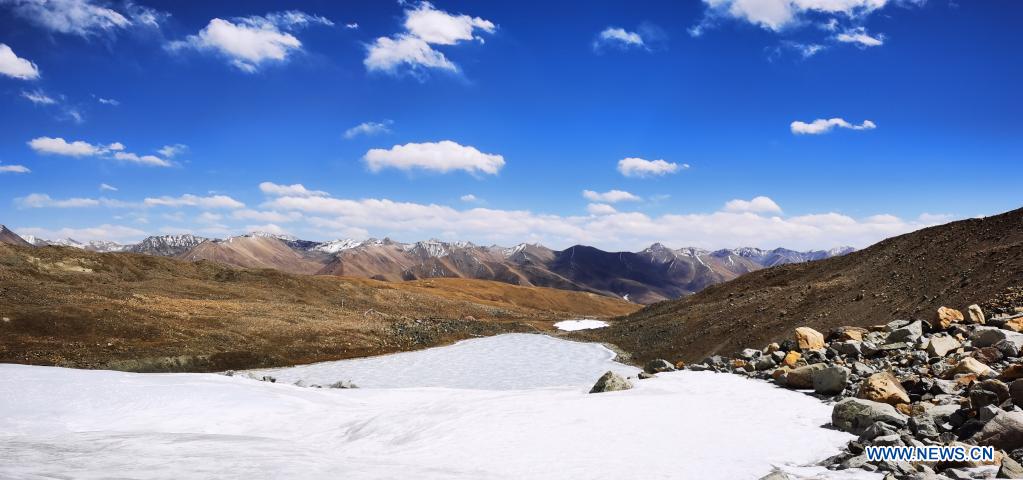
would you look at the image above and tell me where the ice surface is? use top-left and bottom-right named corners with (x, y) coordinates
top-left (553, 319), bottom-right (610, 331)
top-left (0, 334), bottom-right (880, 480)
top-left (251, 333), bottom-right (636, 389)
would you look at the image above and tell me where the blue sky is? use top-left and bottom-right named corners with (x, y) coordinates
top-left (0, 0), bottom-right (1020, 250)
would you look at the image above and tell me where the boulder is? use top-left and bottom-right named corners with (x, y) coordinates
top-left (813, 365), bottom-right (851, 395)
top-left (1007, 318), bottom-right (1023, 333)
top-left (967, 304), bottom-right (986, 325)
top-left (784, 363), bottom-right (829, 389)
top-left (926, 334), bottom-right (963, 357)
top-left (1011, 379), bottom-right (1023, 406)
top-left (999, 456), bottom-right (1023, 479)
top-left (886, 320), bottom-right (923, 344)
top-left (1000, 364), bottom-right (1023, 382)
top-left (833, 341), bottom-right (863, 357)
top-left (831, 326), bottom-right (868, 342)
top-left (757, 471), bottom-right (792, 480)
top-left (932, 306), bottom-right (965, 330)
top-left (644, 359), bottom-right (676, 374)
top-left (947, 357), bottom-right (993, 378)
top-left (857, 371), bottom-right (911, 405)
top-left (972, 327), bottom-right (1023, 350)
top-left (832, 398), bottom-right (909, 434)
top-left (589, 371), bottom-right (633, 393)
top-left (795, 327), bottom-right (826, 350)
top-left (974, 411), bottom-right (1023, 450)
top-left (782, 351), bottom-right (802, 368)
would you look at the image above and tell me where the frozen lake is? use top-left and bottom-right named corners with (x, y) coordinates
top-left (0, 334), bottom-right (878, 480)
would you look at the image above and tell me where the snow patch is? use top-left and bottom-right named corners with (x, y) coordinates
top-left (554, 319), bottom-right (610, 332)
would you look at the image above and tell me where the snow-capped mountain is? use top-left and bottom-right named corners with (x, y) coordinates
top-left (130, 234), bottom-right (210, 257)
top-left (312, 238), bottom-right (362, 254)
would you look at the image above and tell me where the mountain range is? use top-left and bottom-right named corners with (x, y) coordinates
top-left (0, 226), bottom-right (853, 303)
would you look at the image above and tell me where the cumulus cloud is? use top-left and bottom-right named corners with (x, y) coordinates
top-left (364, 140), bottom-right (505, 175)
top-left (28, 136), bottom-right (174, 166)
top-left (143, 194), bottom-right (245, 209)
top-left (168, 11), bottom-right (332, 72)
top-left (723, 196), bottom-right (783, 214)
top-left (17, 193), bottom-right (101, 208)
top-left (99, 183), bottom-right (117, 191)
top-left (694, 0), bottom-right (889, 33)
top-left (21, 89), bottom-right (54, 104)
top-left (96, 96), bottom-right (120, 106)
top-left (582, 189), bottom-right (641, 203)
top-left (15, 224), bottom-right (146, 243)
top-left (232, 209), bottom-right (302, 223)
top-left (460, 194), bottom-right (479, 203)
top-left (344, 120), bottom-right (393, 139)
top-left (593, 27), bottom-right (645, 51)
top-left (365, 2), bottom-right (494, 76)
top-left (1, 0), bottom-right (130, 36)
top-left (586, 203), bottom-right (618, 215)
top-left (0, 43), bottom-right (40, 80)
top-left (617, 157), bottom-right (687, 178)
top-left (157, 144), bottom-right (187, 157)
top-left (0, 163), bottom-right (30, 173)
top-left (258, 181), bottom-right (327, 197)
top-left (791, 117), bottom-right (876, 134)
top-left (836, 26), bottom-right (884, 47)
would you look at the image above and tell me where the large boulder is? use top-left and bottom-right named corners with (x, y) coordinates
top-left (783, 363), bottom-right (829, 389)
top-left (926, 334), bottom-right (962, 357)
top-left (812, 365), bottom-right (850, 395)
top-left (857, 371), bottom-right (910, 405)
top-left (973, 411), bottom-right (1023, 451)
top-left (931, 306), bottom-right (965, 330)
top-left (886, 320), bottom-right (923, 344)
top-left (832, 398), bottom-right (908, 434)
top-left (795, 327), bottom-right (825, 350)
top-left (946, 357), bottom-right (993, 378)
top-left (1011, 379), bottom-right (1023, 406)
top-left (589, 371), bottom-right (633, 393)
top-left (972, 327), bottom-right (1023, 349)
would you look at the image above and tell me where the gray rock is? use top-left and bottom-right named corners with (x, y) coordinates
top-left (637, 371), bottom-right (657, 380)
top-left (643, 359), bottom-right (675, 374)
top-left (853, 362), bottom-right (876, 376)
top-left (887, 321), bottom-right (924, 344)
top-left (589, 371), bottom-right (633, 393)
top-left (832, 398), bottom-right (909, 434)
top-left (757, 470), bottom-right (792, 480)
top-left (813, 365), bottom-right (851, 395)
top-left (784, 363), bottom-right (829, 389)
top-left (834, 341), bottom-right (863, 357)
top-left (973, 327), bottom-right (1023, 349)
top-left (999, 456), bottom-right (1023, 479)
top-left (1012, 379), bottom-right (1023, 407)
top-left (755, 356), bottom-right (777, 371)
top-left (926, 334), bottom-right (962, 357)
top-left (859, 421), bottom-right (899, 441)
top-left (974, 411), bottom-right (1023, 450)
top-left (771, 350), bottom-right (787, 363)
top-left (909, 415), bottom-right (940, 438)
top-left (739, 348), bottom-right (762, 360)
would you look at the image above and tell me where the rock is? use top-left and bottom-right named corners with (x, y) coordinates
top-left (887, 321), bottom-right (924, 344)
top-left (926, 334), bottom-right (962, 357)
top-left (967, 304), bottom-right (986, 325)
top-left (1010, 379), bottom-right (1023, 406)
top-left (739, 348), bottom-right (762, 360)
top-left (637, 371), bottom-right (657, 380)
top-left (328, 380), bottom-right (358, 389)
top-left (974, 346), bottom-right (1005, 364)
top-left (589, 371), bottom-right (633, 393)
top-left (999, 456), bottom-right (1023, 479)
top-left (973, 327), bottom-right (1023, 350)
top-left (852, 362), bottom-right (876, 376)
top-left (754, 356), bottom-right (777, 371)
top-left (832, 398), bottom-right (909, 435)
top-left (644, 359), bottom-right (676, 374)
top-left (932, 306), bottom-right (965, 330)
top-left (1000, 364), bottom-right (1023, 382)
top-left (813, 365), bottom-right (851, 395)
top-left (784, 363), bottom-right (829, 389)
top-left (782, 351), bottom-right (802, 368)
top-left (975, 411), bottom-right (1023, 450)
top-left (858, 372), bottom-right (911, 406)
top-left (832, 326), bottom-right (868, 342)
top-left (766, 342), bottom-right (781, 353)
top-left (757, 471), bottom-right (792, 480)
top-left (1007, 318), bottom-right (1023, 333)
top-left (795, 327), bottom-right (826, 350)
top-left (834, 341), bottom-right (863, 357)
top-left (947, 357), bottom-right (993, 378)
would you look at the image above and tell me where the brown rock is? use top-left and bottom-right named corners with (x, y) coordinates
top-left (831, 326), bottom-right (867, 342)
top-left (1011, 379), bottom-right (1023, 407)
top-left (782, 351), bottom-right (802, 368)
top-left (974, 346), bottom-right (1005, 364)
top-left (999, 364), bottom-right (1023, 382)
top-left (926, 334), bottom-right (962, 357)
top-left (795, 327), bottom-right (825, 350)
top-left (947, 357), bottom-right (993, 378)
top-left (784, 363), bottom-right (829, 389)
top-left (932, 306), bottom-right (965, 330)
top-left (674, 360), bottom-right (686, 370)
top-left (1006, 317), bottom-right (1023, 333)
top-left (771, 367), bottom-right (789, 381)
top-left (857, 371), bottom-right (911, 405)
top-left (895, 403), bottom-right (912, 416)
top-left (974, 411), bottom-right (1023, 450)
top-left (765, 343), bottom-right (781, 354)
top-left (967, 304), bottom-right (986, 324)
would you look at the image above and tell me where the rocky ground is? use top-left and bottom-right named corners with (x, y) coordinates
top-left (593, 304), bottom-right (1023, 479)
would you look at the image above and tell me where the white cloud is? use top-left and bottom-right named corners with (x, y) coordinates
top-left (594, 27), bottom-right (645, 50)
top-left (1, 0), bottom-right (131, 36)
top-left (168, 11), bottom-right (331, 72)
top-left (0, 163), bottom-right (30, 173)
top-left (157, 144), bottom-right (187, 158)
top-left (582, 189), bottom-right (641, 203)
top-left (262, 190), bottom-right (950, 250)
top-left (344, 120), bottom-right (393, 139)
top-left (0, 43), bottom-right (40, 80)
top-left (460, 194), bottom-right (478, 203)
top-left (17, 193), bottom-right (101, 208)
top-left (364, 140), bottom-right (505, 175)
top-left (196, 212), bottom-right (223, 224)
top-left (365, 2), bottom-right (494, 75)
top-left (244, 223), bottom-right (291, 236)
top-left (15, 224), bottom-right (146, 243)
top-left (836, 26), bottom-right (884, 46)
top-left (232, 209), bottom-right (302, 223)
top-left (99, 183), bottom-right (117, 191)
top-left (20, 89), bottom-right (55, 104)
top-left (587, 203), bottom-right (618, 215)
top-left (617, 157), bottom-right (686, 178)
top-left (696, 0), bottom-right (889, 32)
top-left (791, 117), bottom-right (876, 134)
top-left (259, 181), bottom-right (327, 197)
top-left (28, 136), bottom-right (173, 167)
top-left (345, 23), bottom-right (359, 29)
top-left (723, 196), bottom-right (783, 214)
top-left (143, 194), bottom-right (245, 209)
top-left (96, 96), bottom-right (120, 106)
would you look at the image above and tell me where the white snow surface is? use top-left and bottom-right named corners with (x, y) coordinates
top-left (553, 319), bottom-right (610, 331)
top-left (0, 334), bottom-right (880, 480)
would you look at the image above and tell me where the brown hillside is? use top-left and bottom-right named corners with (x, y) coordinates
top-left (0, 225), bottom-right (32, 248)
top-left (581, 207), bottom-right (1023, 364)
top-left (0, 243), bottom-right (637, 372)
top-left (179, 236), bottom-right (325, 275)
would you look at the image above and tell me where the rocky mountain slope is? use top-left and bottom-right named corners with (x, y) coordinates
top-left (178, 234), bottom-right (327, 275)
top-left (130, 234), bottom-right (209, 256)
top-left (0, 225), bottom-right (32, 248)
top-left (582, 207), bottom-right (1023, 363)
top-left (0, 241), bottom-right (636, 371)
